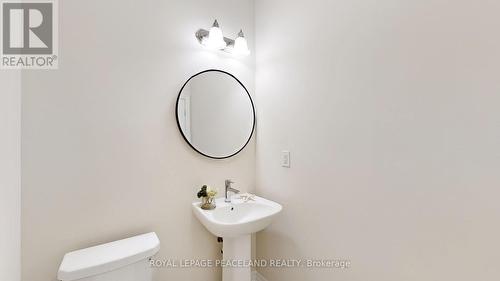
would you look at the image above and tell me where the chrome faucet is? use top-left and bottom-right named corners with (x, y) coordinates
top-left (225, 179), bottom-right (240, 203)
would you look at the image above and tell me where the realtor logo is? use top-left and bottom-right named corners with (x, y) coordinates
top-left (1, 0), bottom-right (58, 69)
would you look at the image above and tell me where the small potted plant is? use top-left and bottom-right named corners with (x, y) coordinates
top-left (197, 185), bottom-right (217, 210)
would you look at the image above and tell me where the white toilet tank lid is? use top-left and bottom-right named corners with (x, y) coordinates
top-left (57, 232), bottom-right (160, 281)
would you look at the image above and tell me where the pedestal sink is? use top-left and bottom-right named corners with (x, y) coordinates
top-left (192, 195), bottom-right (282, 281)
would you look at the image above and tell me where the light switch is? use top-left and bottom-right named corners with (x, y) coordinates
top-left (281, 151), bottom-right (290, 168)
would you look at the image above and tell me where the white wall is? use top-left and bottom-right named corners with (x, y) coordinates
top-left (255, 0), bottom-right (500, 280)
top-left (0, 70), bottom-right (21, 281)
top-left (21, 1), bottom-right (254, 281)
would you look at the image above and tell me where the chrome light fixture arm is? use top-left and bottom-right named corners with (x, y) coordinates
top-left (195, 19), bottom-right (250, 56)
top-left (195, 29), bottom-right (236, 48)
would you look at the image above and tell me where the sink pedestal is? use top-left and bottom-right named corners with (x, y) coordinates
top-left (222, 234), bottom-right (251, 281)
top-left (192, 196), bottom-right (282, 281)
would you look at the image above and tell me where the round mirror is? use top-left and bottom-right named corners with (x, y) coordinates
top-left (176, 70), bottom-right (255, 159)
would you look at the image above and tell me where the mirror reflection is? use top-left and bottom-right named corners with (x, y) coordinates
top-left (176, 70), bottom-right (255, 159)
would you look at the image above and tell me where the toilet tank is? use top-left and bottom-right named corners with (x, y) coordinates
top-left (58, 232), bottom-right (160, 281)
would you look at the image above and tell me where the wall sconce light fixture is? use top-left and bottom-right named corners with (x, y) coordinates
top-left (195, 20), bottom-right (250, 56)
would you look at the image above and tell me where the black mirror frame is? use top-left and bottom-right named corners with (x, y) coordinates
top-left (175, 69), bottom-right (256, 159)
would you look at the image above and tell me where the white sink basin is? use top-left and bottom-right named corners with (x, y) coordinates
top-left (192, 195), bottom-right (282, 237)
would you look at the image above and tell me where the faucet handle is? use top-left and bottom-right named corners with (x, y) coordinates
top-left (225, 179), bottom-right (234, 185)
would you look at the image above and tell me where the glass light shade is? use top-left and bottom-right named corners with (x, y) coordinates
top-left (204, 26), bottom-right (227, 50)
top-left (233, 36), bottom-right (250, 56)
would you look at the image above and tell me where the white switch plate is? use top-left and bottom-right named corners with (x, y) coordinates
top-left (281, 151), bottom-right (290, 168)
